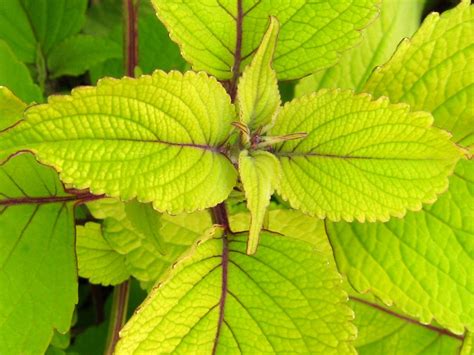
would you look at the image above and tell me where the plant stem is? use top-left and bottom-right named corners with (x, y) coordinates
top-left (103, 3), bottom-right (140, 353)
top-left (123, 0), bottom-right (140, 77)
top-left (228, 0), bottom-right (243, 101)
top-left (104, 281), bottom-right (131, 355)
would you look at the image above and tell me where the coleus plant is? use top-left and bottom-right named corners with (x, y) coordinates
top-left (0, 0), bottom-right (472, 354)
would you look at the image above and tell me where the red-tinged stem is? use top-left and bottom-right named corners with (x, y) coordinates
top-left (104, 281), bottom-right (131, 355)
top-left (227, 0), bottom-right (244, 101)
top-left (104, 2), bottom-right (141, 353)
top-left (0, 191), bottom-right (103, 207)
top-left (123, 0), bottom-right (140, 77)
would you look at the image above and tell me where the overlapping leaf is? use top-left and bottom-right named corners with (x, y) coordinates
top-left (365, 0), bottom-right (474, 147)
top-left (296, 0), bottom-right (425, 95)
top-left (270, 90), bottom-right (461, 222)
top-left (152, 0), bottom-right (378, 80)
top-left (0, 154), bottom-right (77, 354)
top-left (238, 150), bottom-right (280, 254)
top-left (0, 71), bottom-right (238, 213)
top-left (237, 16), bottom-right (280, 131)
top-left (116, 227), bottom-right (356, 354)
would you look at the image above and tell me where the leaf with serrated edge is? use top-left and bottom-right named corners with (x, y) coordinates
top-left (270, 89), bottom-right (461, 222)
top-left (295, 0), bottom-right (425, 95)
top-left (237, 16), bottom-right (280, 131)
top-left (0, 154), bottom-right (77, 354)
top-left (350, 296), bottom-right (463, 354)
top-left (0, 71), bottom-right (237, 214)
top-left (116, 227), bottom-right (355, 354)
top-left (152, 0), bottom-right (378, 80)
top-left (364, 0), bottom-right (474, 147)
top-left (239, 150), bottom-right (280, 254)
top-left (76, 222), bottom-right (130, 286)
top-left (327, 159), bottom-right (474, 333)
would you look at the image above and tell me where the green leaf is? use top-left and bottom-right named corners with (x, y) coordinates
top-left (0, 71), bottom-right (238, 213)
top-left (76, 222), bottom-right (130, 286)
top-left (78, 199), bottom-right (212, 286)
top-left (237, 16), bottom-right (280, 131)
top-left (152, 0), bottom-right (379, 80)
top-left (0, 154), bottom-right (77, 354)
top-left (47, 35), bottom-right (122, 78)
top-left (116, 228), bottom-right (356, 354)
top-left (0, 0), bottom-right (87, 63)
top-left (350, 296), bottom-right (463, 354)
top-left (327, 158), bottom-right (474, 333)
top-left (0, 87), bottom-right (27, 129)
top-left (239, 150), bottom-right (280, 254)
top-left (270, 90), bottom-right (461, 222)
top-left (461, 332), bottom-right (473, 355)
top-left (0, 40), bottom-right (42, 103)
top-left (364, 0), bottom-right (474, 147)
top-left (295, 0), bottom-right (425, 95)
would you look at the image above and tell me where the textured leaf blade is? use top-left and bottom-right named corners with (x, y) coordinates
top-left (0, 154), bottom-right (77, 354)
top-left (76, 222), bottom-right (130, 286)
top-left (350, 296), bottom-right (463, 354)
top-left (0, 87), bottom-right (27, 129)
top-left (239, 150), bottom-right (280, 254)
top-left (364, 0), bottom-right (474, 147)
top-left (270, 90), bottom-right (461, 222)
top-left (327, 159), bottom-right (474, 333)
top-left (237, 16), bottom-right (280, 131)
top-left (152, 0), bottom-right (378, 80)
top-left (0, 71), bottom-right (237, 213)
top-left (116, 228), bottom-right (356, 354)
top-left (296, 0), bottom-right (425, 95)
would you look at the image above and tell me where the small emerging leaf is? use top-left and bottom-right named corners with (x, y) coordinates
top-left (271, 90), bottom-right (462, 222)
top-left (239, 150), bottom-right (280, 254)
top-left (238, 16), bottom-right (280, 132)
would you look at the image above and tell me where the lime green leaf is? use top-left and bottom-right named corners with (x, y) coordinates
top-left (80, 199), bottom-right (212, 285)
top-left (0, 0), bottom-right (87, 63)
top-left (239, 150), bottom-right (280, 254)
top-left (76, 222), bottom-right (130, 286)
top-left (364, 0), bottom-right (474, 147)
top-left (461, 332), bottom-right (473, 355)
top-left (0, 154), bottom-right (77, 354)
top-left (350, 296), bottom-right (463, 354)
top-left (0, 87), bottom-right (27, 129)
top-left (0, 71), bottom-right (237, 213)
top-left (296, 0), bottom-right (425, 95)
top-left (47, 35), bottom-right (122, 78)
top-left (270, 90), bottom-right (461, 222)
top-left (0, 40), bottom-right (42, 103)
top-left (152, 0), bottom-right (378, 80)
top-left (116, 229), bottom-right (356, 354)
top-left (237, 17), bottom-right (280, 131)
top-left (327, 159), bottom-right (474, 333)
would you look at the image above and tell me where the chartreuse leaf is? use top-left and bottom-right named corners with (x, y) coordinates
top-left (0, 0), bottom-right (87, 63)
top-left (76, 222), bottom-right (130, 286)
top-left (237, 17), bottom-right (280, 132)
top-left (0, 87), bottom-right (27, 129)
top-left (270, 90), bottom-right (461, 222)
top-left (462, 332), bottom-right (473, 355)
top-left (350, 296), bottom-right (464, 354)
top-left (365, 0), bottom-right (474, 147)
top-left (239, 150), bottom-right (280, 254)
top-left (152, 0), bottom-right (378, 80)
top-left (0, 71), bottom-right (238, 213)
top-left (295, 0), bottom-right (425, 95)
top-left (76, 198), bottom-right (212, 286)
top-left (327, 159), bottom-right (474, 334)
top-left (116, 227), bottom-right (356, 354)
top-left (0, 41), bottom-right (42, 103)
top-left (0, 154), bottom-right (77, 354)
top-left (47, 34), bottom-right (122, 78)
